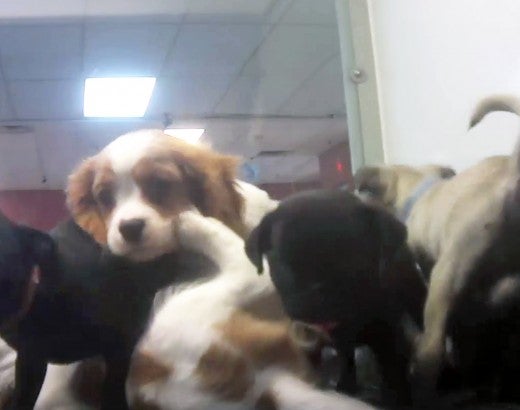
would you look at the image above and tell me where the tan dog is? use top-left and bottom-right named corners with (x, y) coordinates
top-left (355, 95), bottom-right (520, 400)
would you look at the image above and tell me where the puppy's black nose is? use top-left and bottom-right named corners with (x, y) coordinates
top-left (119, 219), bottom-right (145, 243)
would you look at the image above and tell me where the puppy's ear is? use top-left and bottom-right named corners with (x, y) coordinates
top-left (179, 152), bottom-right (245, 237)
top-left (17, 226), bottom-right (55, 265)
top-left (354, 166), bottom-right (384, 198)
top-left (439, 166), bottom-right (456, 179)
top-left (66, 157), bottom-right (107, 244)
top-left (207, 155), bottom-right (245, 236)
top-left (245, 213), bottom-right (275, 274)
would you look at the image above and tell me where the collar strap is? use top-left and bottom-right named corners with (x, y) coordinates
top-left (0, 265), bottom-right (40, 331)
top-left (398, 176), bottom-right (442, 222)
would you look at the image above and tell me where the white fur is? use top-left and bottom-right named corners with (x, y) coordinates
top-left (103, 130), bottom-right (156, 175)
top-left (127, 212), bottom-right (375, 410)
top-left (235, 181), bottom-right (278, 236)
top-left (107, 187), bottom-right (177, 262)
top-left (35, 363), bottom-right (94, 410)
top-left (99, 130), bottom-right (177, 261)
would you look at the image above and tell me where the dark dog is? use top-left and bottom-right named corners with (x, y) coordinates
top-left (0, 213), bottom-right (214, 409)
top-left (245, 189), bottom-right (427, 405)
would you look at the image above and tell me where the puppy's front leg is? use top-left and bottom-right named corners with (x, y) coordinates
top-left (11, 350), bottom-right (47, 410)
top-left (101, 351), bottom-right (131, 410)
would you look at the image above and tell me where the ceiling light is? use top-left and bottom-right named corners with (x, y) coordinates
top-left (83, 77), bottom-right (156, 118)
top-left (164, 128), bottom-right (205, 144)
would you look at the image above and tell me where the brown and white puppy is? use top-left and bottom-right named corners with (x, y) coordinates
top-left (127, 211), bottom-right (375, 410)
top-left (354, 96), bottom-right (520, 401)
top-left (28, 131), bottom-right (279, 409)
top-left (67, 129), bottom-right (246, 262)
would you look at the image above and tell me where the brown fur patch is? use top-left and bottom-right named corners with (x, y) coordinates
top-left (128, 351), bottom-right (171, 387)
top-left (218, 311), bottom-right (310, 378)
top-left (132, 157), bottom-right (192, 218)
top-left (66, 156), bottom-right (108, 243)
top-left (149, 134), bottom-right (246, 237)
top-left (255, 391), bottom-right (278, 410)
top-left (195, 342), bottom-right (253, 401)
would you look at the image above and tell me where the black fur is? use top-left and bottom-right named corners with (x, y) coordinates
top-left (0, 215), bottom-right (215, 409)
top-left (246, 189), bottom-right (427, 405)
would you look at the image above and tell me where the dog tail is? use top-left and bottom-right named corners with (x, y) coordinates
top-left (469, 95), bottom-right (520, 211)
top-left (469, 95), bottom-right (520, 129)
top-left (266, 371), bottom-right (376, 410)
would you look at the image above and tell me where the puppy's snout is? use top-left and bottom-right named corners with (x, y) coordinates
top-left (119, 218), bottom-right (145, 243)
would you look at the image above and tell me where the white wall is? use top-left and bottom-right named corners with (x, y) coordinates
top-left (370, 0), bottom-right (520, 171)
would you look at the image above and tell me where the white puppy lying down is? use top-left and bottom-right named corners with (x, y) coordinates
top-left (126, 211), bottom-right (375, 410)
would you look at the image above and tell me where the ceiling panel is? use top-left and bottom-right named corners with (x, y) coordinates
top-left (147, 73), bottom-right (233, 117)
top-left (0, 80), bottom-right (14, 121)
top-left (280, 55), bottom-right (345, 116)
top-left (184, 0), bottom-right (275, 23)
top-left (163, 24), bottom-right (269, 77)
top-left (280, 0), bottom-right (337, 25)
top-left (240, 24), bottom-right (339, 77)
top-left (84, 22), bottom-right (179, 77)
top-left (0, 25), bottom-right (82, 80)
top-left (10, 80), bottom-right (83, 120)
top-left (85, 0), bottom-right (185, 20)
top-left (0, 0), bottom-right (86, 19)
top-left (215, 73), bottom-right (303, 115)
top-left (215, 24), bottom-right (340, 114)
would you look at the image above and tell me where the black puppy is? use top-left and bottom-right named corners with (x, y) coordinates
top-left (0, 213), bottom-right (214, 409)
top-left (246, 189), bottom-right (427, 405)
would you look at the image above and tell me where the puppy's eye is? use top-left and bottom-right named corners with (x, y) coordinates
top-left (146, 177), bottom-right (173, 205)
top-left (96, 188), bottom-right (114, 209)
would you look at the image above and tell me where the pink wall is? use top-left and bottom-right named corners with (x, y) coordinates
top-left (0, 190), bottom-right (69, 231)
top-left (319, 142), bottom-right (352, 189)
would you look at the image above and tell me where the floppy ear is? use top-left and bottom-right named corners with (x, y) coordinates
top-left (354, 166), bottom-right (384, 198)
top-left (178, 151), bottom-right (245, 237)
top-left (17, 226), bottom-right (55, 265)
top-left (205, 155), bottom-right (245, 237)
top-left (245, 213), bottom-right (275, 274)
top-left (66, 157), bottom-right (107, 244)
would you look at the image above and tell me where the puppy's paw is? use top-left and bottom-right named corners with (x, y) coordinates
top-left (175, 209), bottom-right (204, 246)
top-left (175, 210), bottom-right (226, 250)
top-left (175, 210), bottom-right (244, 260)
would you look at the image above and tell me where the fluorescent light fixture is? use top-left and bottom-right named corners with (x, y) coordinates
top-left (164, 128), bottom-right (205, 144)
top-left (83, 77), bottom-right (156, 118)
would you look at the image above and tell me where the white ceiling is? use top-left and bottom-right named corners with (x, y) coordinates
top-left (0, 0), bottom-right (348, 189)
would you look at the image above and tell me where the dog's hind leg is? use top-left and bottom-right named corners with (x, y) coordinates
top-left (411, 259), bottom-right (453, 402)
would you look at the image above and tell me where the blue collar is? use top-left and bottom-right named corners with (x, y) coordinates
top-left (398, 176), bottom-right (442, 222)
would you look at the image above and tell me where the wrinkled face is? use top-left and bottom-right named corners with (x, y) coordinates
top-left (265, 215), bottom-right (380, 323)
top-left (67, 130), bottom-right (244, 262)
top-left (354, 164), bottom-right (456, 209)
